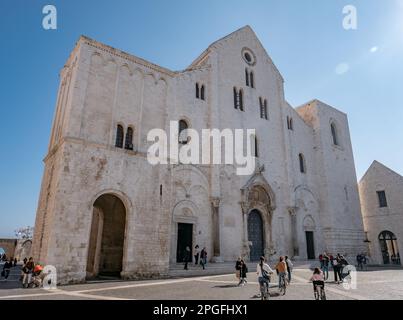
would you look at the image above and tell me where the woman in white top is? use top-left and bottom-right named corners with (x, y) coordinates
top-left (256, 256), bottom-right (274, 282)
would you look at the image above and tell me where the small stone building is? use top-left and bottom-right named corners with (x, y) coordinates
top-left (359, 161), bottom-right (403, 265)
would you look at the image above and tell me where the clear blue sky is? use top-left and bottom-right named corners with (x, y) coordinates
top-left (0, 0), bottom-right (402, 238)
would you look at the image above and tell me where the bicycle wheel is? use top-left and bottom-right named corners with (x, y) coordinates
top-left (321, 289), bottom-right (327, 300)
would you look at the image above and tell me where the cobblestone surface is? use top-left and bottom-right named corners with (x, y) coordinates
top-left (1, 265), bottom-right (403, 300)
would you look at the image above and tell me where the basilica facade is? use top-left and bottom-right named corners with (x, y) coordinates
top-left (32, 26), bottom-right (367, 284)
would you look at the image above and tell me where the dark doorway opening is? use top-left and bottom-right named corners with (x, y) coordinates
top-left (176, 223), bottom-right (193, 263)
top-left (379, 231), bottom-right (400, 265)
top-left (305, 231), bottom-right (315, 260)
top-left (86, 194), bottom-right (126, 279)
top-left (248, 210), bottom-right (264, 261)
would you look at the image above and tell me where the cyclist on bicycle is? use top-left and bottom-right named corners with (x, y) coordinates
top-left (256, 256), bottom-right (274, 299)
top-left (310, 267), bottom-right (325, 299)
top-left (275, 256), bottom-right (288, 290)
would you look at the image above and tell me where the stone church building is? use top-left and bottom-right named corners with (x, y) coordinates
top-left (32, 26), bottom-right (368, 284)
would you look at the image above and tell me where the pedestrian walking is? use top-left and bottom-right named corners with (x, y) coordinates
top-left (200, 247), bottom-right (207, 270)
top-left (331, 255), bottom-right (340, 283)
top-left (22, 257), bottom-right (35, 287)
top-left (194, 245), bottom-right (200, 265)
top-left (275, 256), bottom-right (288, 288)
top-left (1, 258), bottom-right (13, 280)
top-left (319, 254), bottom-right (324, 269)
top-left (285, 256), bottom-right (293, 283)
top-left (183, 247), bottom-right (191, 270)
top-left (357, 253), bottom-right (363, 270)
top-left (321, 252), bottom-right (330, 280)
top-left (239, 259), bottom-right (248, 286)
top-left (235, 257), bottom-right (242, 284)
top-left (13, 258), bottom-right (17, 267)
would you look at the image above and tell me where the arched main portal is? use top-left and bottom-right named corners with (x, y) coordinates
top-left (248, 210), bottom-right (264, 261)
top-left (86, 194), bottom-right (126, 279)
top-left (379, 231), bottom-right (400, 265)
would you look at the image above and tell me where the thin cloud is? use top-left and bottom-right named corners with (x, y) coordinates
top-left (335, 62), bottom-right (350, 75)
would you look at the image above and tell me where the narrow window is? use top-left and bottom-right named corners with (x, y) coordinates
top-left (239, 90), bottom-right (244, 111)
top-left (254, 135), bottom-right (258, 157)
top-left (250, 71), bottom-right (254, 88)
top-left (287, 116), bottom-right (290, 129)
top-left (299, 153), bottom-right (306, 173)
top-left (264, 99), bottom-right (268, 120)
top-left (245, 69), bottom-right (249, 87)
top-left (289, 118), bottom-right (293, 130)
top-left (115, 124), bottom-right (124, 148)
top-left (377, 191), bottom-right (388, 208)
top-left (179, 119), bottom-right (189, 144)
top-left (259, 97), bottom-right (264, 119)
top-left (331, 122), bottom-right (339, 146)
top-left (201, 85), bottom-right (205, 101)
top-left (125, 127), bottom-right (134, 150)
top-left (160, 184), bottom-right (163, 196)
top-left (233, 87), bottom-right (238, 109)
top-left (196, 83), bottom-right (199, 99)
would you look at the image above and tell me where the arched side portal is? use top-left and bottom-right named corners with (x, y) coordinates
top-left (86, 194), bottom-right (126, 279)
top-left (379, 231), bottom-right (400, 265)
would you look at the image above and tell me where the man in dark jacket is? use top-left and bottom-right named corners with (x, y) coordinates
top-left (2, 258), bottom-right (13, 280)
top-left (184, 247), bottom-right (191, 270)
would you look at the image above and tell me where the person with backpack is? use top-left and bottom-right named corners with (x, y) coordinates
top-left (256, 256), bottom-right (274, 300)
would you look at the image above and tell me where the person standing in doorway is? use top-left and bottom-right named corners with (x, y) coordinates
top-left (194, 245), bottom-right (200, 265)
top-left (184, 247), bottom-right (191, 270)
top-left (285, 256), bottom-right (293, 283)
top-left (200, 247), bottom-right (207, 270)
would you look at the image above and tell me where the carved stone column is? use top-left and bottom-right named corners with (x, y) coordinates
top-left (240, 201), bottom-right (251, 260)
top-left (211, 197), bottom-right (223, 262)
top-left (288, 207), bottom-right (299, 258)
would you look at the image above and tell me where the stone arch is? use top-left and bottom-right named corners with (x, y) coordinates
top-left (86, 190), bottom-right (131, 279)
top-left (303, 215), bottom-right (316, 231)
top-left (240, 172), bottom-right (276, 260)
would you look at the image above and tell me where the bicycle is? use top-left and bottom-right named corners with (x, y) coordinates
top-left (259, 279), bottom-right (270, 300)
top-left (279, 273), bottom-right (287, 295)
top-left (313, 281), bottom-right (326, 300)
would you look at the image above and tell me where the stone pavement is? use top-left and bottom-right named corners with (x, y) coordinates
top-left (1, 264), bottom-right (403, 300)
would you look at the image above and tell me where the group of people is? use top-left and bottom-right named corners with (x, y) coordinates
top-left (235, 255), bottom-right (294, 292)
top-left (183, 245), bottom-right (207, 270)
top-left (319, 252), bottom-right (350, 284)
top-left (356, 253), bottom-right (368, 270)
top-left (1, 256), bottom-right (44, 288)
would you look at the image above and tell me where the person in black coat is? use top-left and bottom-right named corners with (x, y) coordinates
top-left (2, 258), bottom-right (13, 280)
top-left (239, 260), bottom-right (248, 286)
top-left (184, 246), bottom-right (191, 270)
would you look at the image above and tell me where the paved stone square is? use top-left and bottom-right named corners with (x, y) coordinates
top-left (1, 265), bottom-right (403, 300)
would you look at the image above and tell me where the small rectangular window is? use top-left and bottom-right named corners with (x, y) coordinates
top-left (377, 191), bottom-right (388, 208)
